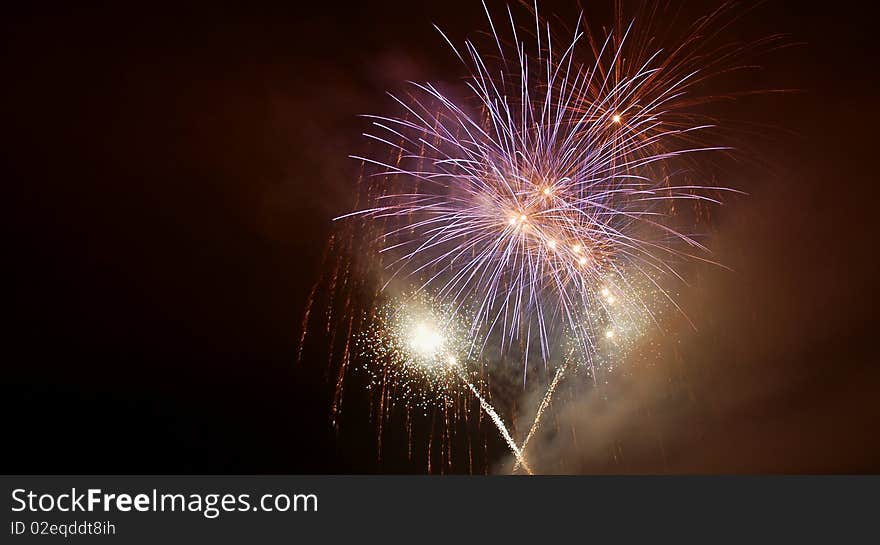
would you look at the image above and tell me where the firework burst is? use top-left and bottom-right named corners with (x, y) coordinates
top-left (339, 1), bottom-right (749, 382)
top-left (301, 1), bottom-right (783, 473)
top-left (356, 292), bottom-right (476, 410)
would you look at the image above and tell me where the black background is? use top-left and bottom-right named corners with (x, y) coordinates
top-left (4, 1), bottom-right (879, 473)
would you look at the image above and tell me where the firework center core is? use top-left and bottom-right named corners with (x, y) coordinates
top-left (409, 323), bottom-right (445, 357)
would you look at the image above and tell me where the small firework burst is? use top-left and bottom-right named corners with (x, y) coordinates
top-left (356, 292), bottom-right (480, 410)
top-left (357, 292), bottom-right (532, 470)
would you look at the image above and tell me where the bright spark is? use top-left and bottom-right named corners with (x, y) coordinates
top-left (409, 323), bottom-right (444, 357)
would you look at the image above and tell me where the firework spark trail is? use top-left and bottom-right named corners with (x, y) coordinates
top-left (512, 364), bottom-right (566, 473)
top-left (457, 367), bottom-right (533, 475)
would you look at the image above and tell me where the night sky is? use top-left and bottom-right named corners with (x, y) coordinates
top-left (5, 1), bottom-right (879, 473)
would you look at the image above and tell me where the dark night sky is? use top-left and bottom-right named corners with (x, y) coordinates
top-left (4, 1), bottom-right (879, 473)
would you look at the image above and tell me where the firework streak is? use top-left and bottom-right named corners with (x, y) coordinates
top-left (513, 364), bottom-right (565, 472)
top-left (458, 368), bottom-right (533, 475)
